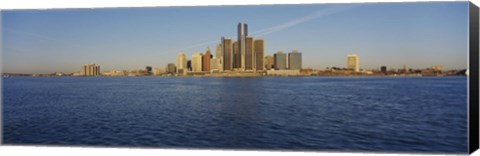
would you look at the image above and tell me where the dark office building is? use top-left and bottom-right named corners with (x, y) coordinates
top-left (245, 36), bottom-right (254, 70)
top-left (146, 66), bottom-right (152, 75)
top-left (187, 60), bottom-right (192, 71)
top-left (233, 41), bottom-right (240, 69)
top-left (222, 37), bottom-right (233, 71)
top-left (254, 39), bottom-right (264, 70)
top-left (381, 66), bottom-right (387, 74)
top-left (166, 63), bottom-right (176, 74)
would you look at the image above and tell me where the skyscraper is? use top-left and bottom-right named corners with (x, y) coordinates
top-left (274, 51), bottom-right (287, 70)
top-left (203, 47), bottom-right (211, 71)
top-left (244, 36), bottom-right (254, 70)
top-left (254, 39), bottom-right (264, 71)
top-left (192, 52), bottom-right (203, 72)
top-left (222, 37), bottom-right (233, 71)
top-left (288, 50), bottom-right (302, 70)
top-left (84, 65), bottom-right (90, 76)
top-left (82, 64), bottom-right (100, 76)
top-left (233, 41), bottom-right (239, 69)
top-left (238, 22), bottom-right (248, 69)
top-left (264, 55), bottom-right (274, 70)
top-left (215, 43), bottom-right (223, 71)
top-left (347, 54), bottom-right (360, 72)
top-left (177, 52), bottom-right (187, 74)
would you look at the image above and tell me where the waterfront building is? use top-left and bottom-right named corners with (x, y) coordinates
top-left (91, 71), bottom-right (102, 76)
top-left (54, 72), bottom-right (66, 76)
top-left (203, 47), bottom-right (211, 71)
top-left (153, 68), bottom-right (164, 76)
top-left (254, 39), bottom-right (264, 71)
top-left (267, 70), bottom-right (301, 76)
top-left (210, 57), bottom-right (220, 72)
top-left (72, 72), bottom-right (82, 76)
top-left (264, 55), bottom-right (274, 70)
top-left (403, 64), bottom-right (408, 73)
top-left (96, 66), bottom-right (100, 75)
top-left (347, 54), bottom-right (360, 72)
top-left (103, 70), bottom-right (127, 76)
top-left (187, 60), bottom-right (192, 71)
top-left (166, 63), bottom-right (176, 74)
top-left (288, 50), bottom-right (302, 70)
top-left (238, 22), bottom-right (248, 70)
top-left (81, 64), bottom-right (101, 76)
top-left (274, 51), bottom-right (287, 70)
top-left (222, 37), bottom-right (233, 71)
top-left (146, 66), bottom-right (152, 75)
top-left (431, 65), bottom-right (443, 71)
top-left (233, 41), bottom-right (240, 69)
top-left (389, 68), bottom-right (397, 73)
top-left (245, 36), bottom-right (254, 70)
top-left (83, 66), bottom-right (88, 76)
top-left (177, 53), bottom-right (187, 74)
top-left (192, 52), bottom-right (203, 72)
top-left (381, 66), bottom-right (387, 73)
top-left (83, 65), bottom-right (88, 76)
top-left (215, 43), bottom-right (223, 71)
top-left (128, 70), bottom-right (148, 76)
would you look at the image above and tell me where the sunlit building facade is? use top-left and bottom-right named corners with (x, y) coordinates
top-left (264, 55), bottom-right (274, 70)
top-left (203, 47), bottom-right (211, 71)
top-left (274, 51), bottom-right (287, 70)
top-left (347, 54), bottom-right (360, 72)
top-left (192, 52), bottom-right (203, 72)
top-left (82, 64), bottom-right (100, 76)
top-left (215, 43), bottom-right (223, 71)
top-left (166, 63), bottom-right (176, 74)
top-left (177, 53), bottom-right (187, 74)
top-left (288, 50), bottom-right (302, 70)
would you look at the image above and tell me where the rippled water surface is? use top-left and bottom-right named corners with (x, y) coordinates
top-left (2, 77), bottom-right (468, 153)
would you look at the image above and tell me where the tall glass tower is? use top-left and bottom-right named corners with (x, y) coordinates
top-left (237, 22), bottom-right (248, 70)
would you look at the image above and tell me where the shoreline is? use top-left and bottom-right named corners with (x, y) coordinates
top-left (2, 69), bottom-right (466, 78)
top-left (2, 74), bottom-right (466, 78)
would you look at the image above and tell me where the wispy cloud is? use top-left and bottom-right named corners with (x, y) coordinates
top-left (172, 5), bottom-right (359, 53)
top-left (251, 5), bottom-right (359, 37)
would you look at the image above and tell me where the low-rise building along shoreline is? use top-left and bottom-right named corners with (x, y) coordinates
top-left (2, 68), bottom-right (468, 77)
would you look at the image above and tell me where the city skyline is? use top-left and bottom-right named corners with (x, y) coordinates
top-left (2, 2), bottom-right (469, 74)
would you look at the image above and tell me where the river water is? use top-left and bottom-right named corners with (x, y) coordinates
top-left (2, 76), bottom-right (468, 153)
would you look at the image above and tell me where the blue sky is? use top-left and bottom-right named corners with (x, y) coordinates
top-left (2, 2), bottom-right (469, 74)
